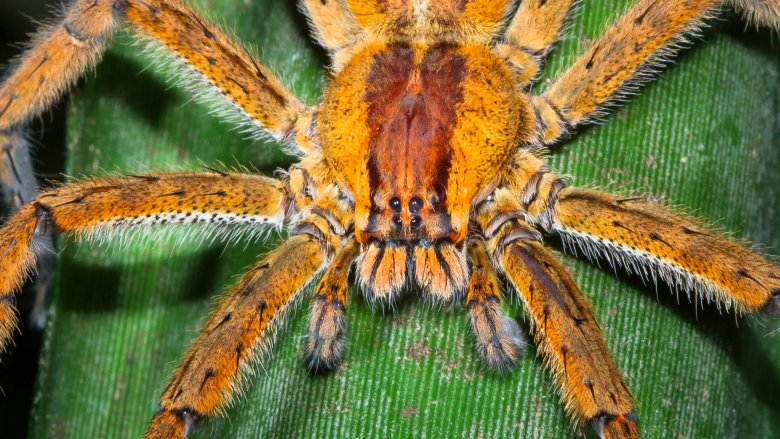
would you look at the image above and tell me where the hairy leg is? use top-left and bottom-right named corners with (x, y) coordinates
top-left (0, 171), bottom-right (288, 352)
top-left (0, 0), bottom-right (315, 151)
top-left (497, 0), bottom-right (578, 86)
top-left (300, 0), bottom-right (363, 53)
top-left (549, 188), bottom-right (780, 316)
top-left (466, 237), bottom-right (525, 369)
top-left (147, 234), bottom-right (328, 438)
top-left (532, 0), bottom-right (719, 144)
top-left (305, 238), bottom-right (359, 371)
top-left (489, 222), bottom-right (638, 439)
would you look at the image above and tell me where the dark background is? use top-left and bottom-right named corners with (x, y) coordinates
top-left (0, 2), bottom-right (65, 437)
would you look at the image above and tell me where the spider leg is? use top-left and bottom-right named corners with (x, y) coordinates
top-left (304, 238), bottom-right (359, 371)
top-left (530, 0), bottom-right (719, 144)
top-left (466, 237), bottom-right (526, 369)
top-left (0, 0), bottom-right (314, 151)
top-left (147, 233), bottom-right (329, 438)
top-left (0, 171), bottom-right (288, 353)
top-left (497, 0), bottom-right (578, 86)
top-left (300, 0), bottom-right (363, 54)
top-left (729, 0), bottom-right (780, 28)
top-left (0, 129), bottom-right (56, 328)
top-left (482, 217), bottom-right (638, 438)
top-left (548, 188), bottom-right (780, 316)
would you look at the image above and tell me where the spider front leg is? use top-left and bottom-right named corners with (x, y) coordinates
top-left (549, 188), bottom-right (780, 315)
top-left (148, 233), bottom-right (329, 438)
top-left (1, 0), bottom-right (315, 151)
top-left (0, 171), bottom-right (288, 353)
top-left (530, 0), bottom-right (720, 144)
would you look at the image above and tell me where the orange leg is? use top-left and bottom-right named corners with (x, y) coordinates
top-left (0, 171), bottom-right (288, 353)
top-left (489, 222), bottom-right (639, 439)
top-left (497, 0), bottom-right (578, 86)
top-left (550, 188), bottom-right (780, 315)
top-left (301, 0), bottom-right (363, 53)
top-left (0, 0), bottom-right (314, 151)
top-left (533, 0), bottom-right (720, 144)
top-left (147, 234), bottom-right (328, 438)
top-left (466, 237), bottom-right (525, 369)
top-left (305, 238), bottom-right (359, 371)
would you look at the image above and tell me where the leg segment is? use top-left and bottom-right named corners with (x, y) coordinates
top-left (124, 0), bottom-right (313, 150)
top-left (301, 0), bottom-right (363, 53)
top-left (497, 0), bottom-right (577, 86)
top-left (0, 0), bottom-right (119, 132)
top-left (466, 237), bottom-right (525, 369)
top-left (0, 171), bottom-right (288, 352)
top-left (535, 0), bottom-right (719, 144)
top-left (1, 0), bottom-right (314, 151)
top-left (489, 223), bottom-right (639, 439)
top-left (305, 238), bottom-right (359, 371)
top-left (147, 234), bottom-right (328, 438)
top-left (549, 188), bottom-right (780, 316)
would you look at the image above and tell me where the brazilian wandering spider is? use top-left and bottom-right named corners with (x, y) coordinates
top-left (0, 0), bottom-right (779, 438)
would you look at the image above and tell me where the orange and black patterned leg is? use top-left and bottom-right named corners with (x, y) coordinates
top-left (466, 237), bottom-right (525, 369)
top-left (305, 239), bottom-right (359, 371)
top-left (0, 171), bottom-right (288, 353)
top-left (532, 0), bottom-right (720, 144)
top-left (147, 234), bottom-right (328, 438)
top-left (487, 221), bottom-right (638, 438)
top-left (497, 0), bottom-right (577, 86)
top-left (301, 0), bottom-right (363, 52)
top-left (549, 188), bottom-right (780, 316)
top-left (1, 0), bottom-right (315, 152)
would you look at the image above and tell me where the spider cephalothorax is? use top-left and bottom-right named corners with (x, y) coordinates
top-left (0, 0), bottom-right (779, 438)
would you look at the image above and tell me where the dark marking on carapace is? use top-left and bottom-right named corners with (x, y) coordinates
top-left (364, 44), bottom-right (466, 212)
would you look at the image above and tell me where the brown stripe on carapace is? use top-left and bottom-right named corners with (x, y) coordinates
top-left (364, 44), bottom-right (467, 213)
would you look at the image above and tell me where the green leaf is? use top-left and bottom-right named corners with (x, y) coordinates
top-left (27, 1), bottom-right (780, 438)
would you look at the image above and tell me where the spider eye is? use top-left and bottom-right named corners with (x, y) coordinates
top-left (389, 197), bottom-right (402, 212)
top-left (410, 215), bottom-right (422, 230)
top-left (393, 215), bottom-right (403, 226)
top-left (409, 197), bottom-right (423, 213)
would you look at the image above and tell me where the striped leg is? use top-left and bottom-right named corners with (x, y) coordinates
top-left (0, 171), bottom-right (288, 353)
top-left (550, 188), bottom-right (780, 316)
top-left (490, 224), bottom-right (639, 439)
top-left (532, 0), bottom-right (720, 144)
top-left (147, 234), bottom-right (328, 438)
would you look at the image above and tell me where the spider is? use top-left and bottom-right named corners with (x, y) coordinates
top-left (1, 0), bottom-right (779, 438)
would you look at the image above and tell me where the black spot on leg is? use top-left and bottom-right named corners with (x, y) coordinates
top-left (0, 94), bottom-right (15, 119)
top-left (211, 312), bottom-right (232, 332)
top-left (649, 232), bottom-right (673, 247)
top-left (63, 23), bottom-right (91, 43)
top-left (235, 341), bottom-right (245, 371)
top-left (584, 377), bottom-right (597, 402)
top-left (198, 368), bottom-right (216, 394)
top-left (585, 43), bottom-right (600, 70)
top-left (737, 269), bottom-right (765, 288)
top-left (157, 189), bottom-right (186, 197)
top-left (633, 0), bottom-right (659, 25)
top-left (26, 54), bottom-right (49, 81)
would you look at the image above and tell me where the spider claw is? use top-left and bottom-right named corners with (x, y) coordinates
top-left (762, 290), bottom-right (780, 317)
top-left (591, 411), bottom-right (640, 439)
